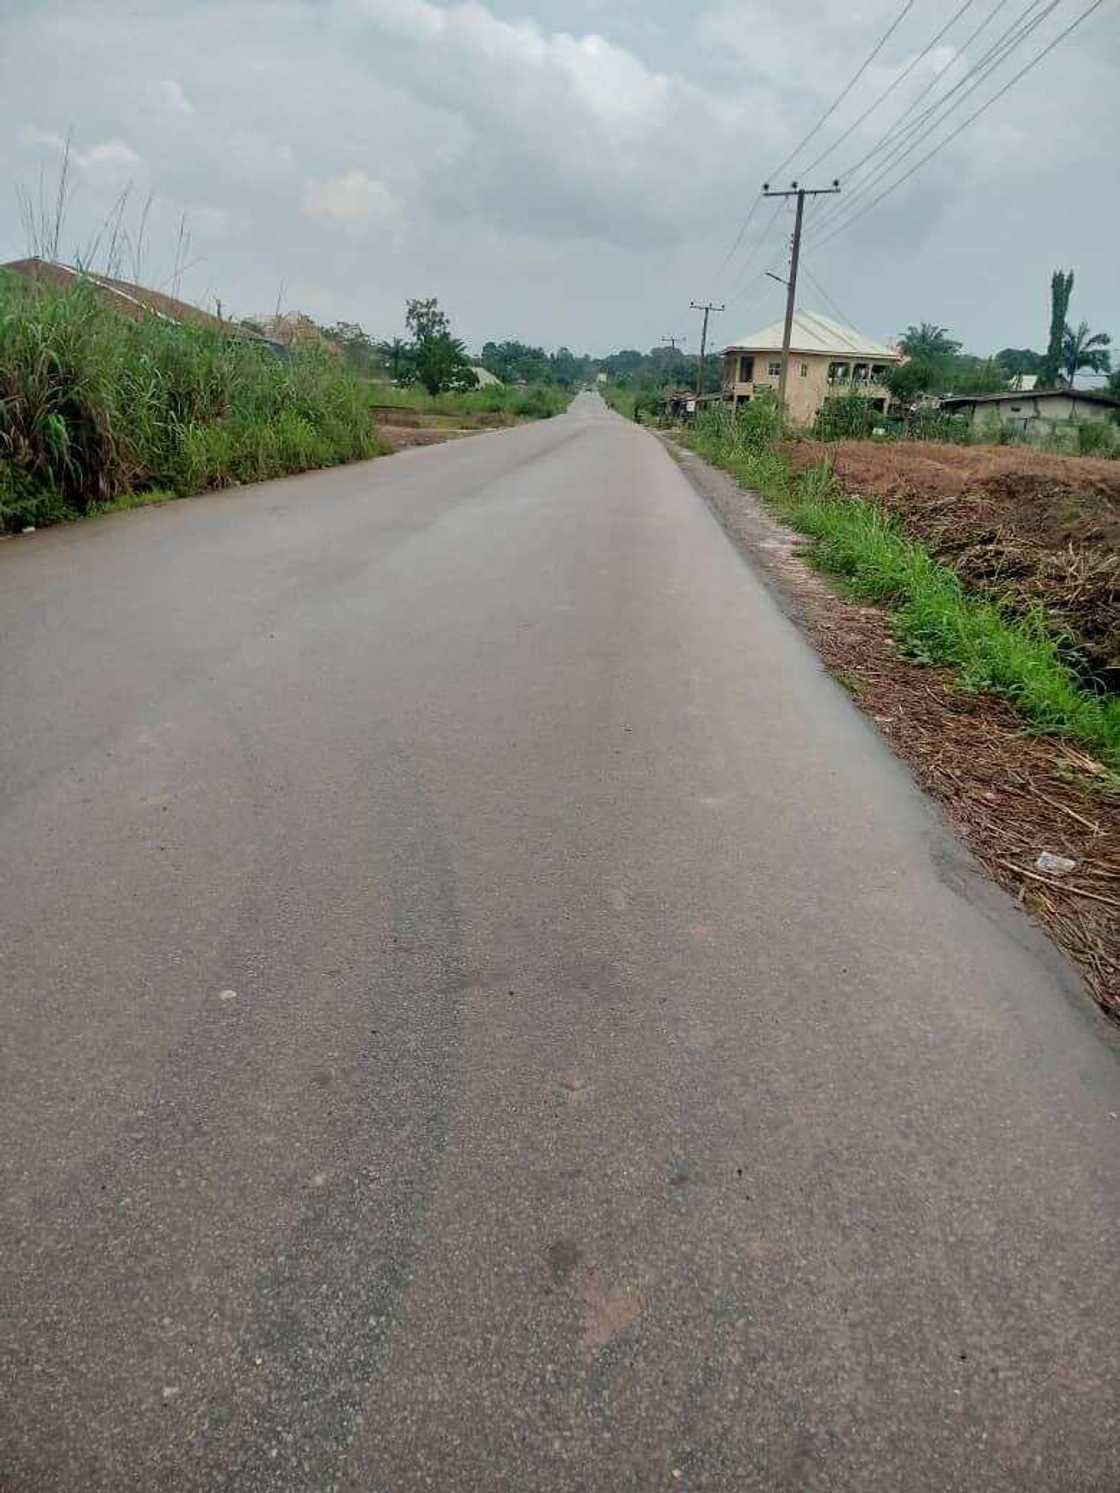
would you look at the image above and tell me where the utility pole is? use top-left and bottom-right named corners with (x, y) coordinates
top-left (690, 301), bottom-right (725, 399)
top-left (661, 335), bottom-right (686, 353)
top-left (762, 179), bottom-right (840, 409)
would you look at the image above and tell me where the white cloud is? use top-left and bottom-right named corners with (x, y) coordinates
top-left (147, 79), bottom-right (193, 116)
top-left (81, 141), bottom-right (141, 168)
top-left (17, 127), bottom-right (140, 171)
top-left (17, 125), bottom-right (68, 152)
top-left (302, 170), bottom-right (403, 232)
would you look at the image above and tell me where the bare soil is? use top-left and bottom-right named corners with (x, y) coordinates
top-left (378, 425), bottom-right (477, 453)
top-left (670, 436), bottom-right (1120, 1020)
top-left (786, 439), bottom-right (1120, 683)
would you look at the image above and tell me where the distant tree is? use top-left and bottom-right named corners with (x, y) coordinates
top-left (378, 336), bottom-right (411, 381)
top-left (400, 298), bottom-right (474, 395)
top-left (897, 323), bottom-right (962, 360)
top-left (602, 349), bottom-right (646, 378)
top-left (480, 340), bottom-right (552, 385)
top-left (882, 359), bottom-right (939, 403)
top-left (995, 347), bottom-right (1044, 377)
top-left (412, 332), bottom-right (476, 397)
top-left (405, 298), bottom-right (450, 343)
top-left (322, 320), bottom-right (382, 375)
top-left (549, 346), bottom-right (585, 388)
top-left (1039, 269), bottom-right (1074, 388)
top-left (944, 357), bottom-right (1010, 396)
top-left (1061, 321), bottom-right (1111, 387)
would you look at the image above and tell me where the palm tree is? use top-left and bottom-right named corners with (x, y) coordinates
top-left (897, 323), bottom-right (962, 360)
top-left (378, 337), bottom-right (410, 381)
top-left (1061, 321), bottom-right (1111, 388)
top-left (1040, 269), bottom-right (1074, 388)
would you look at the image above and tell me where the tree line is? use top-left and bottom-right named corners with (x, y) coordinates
top-left (317, 299), bottom-right (703, 396)
top-left (290, 266), bottom-right (1115, 405)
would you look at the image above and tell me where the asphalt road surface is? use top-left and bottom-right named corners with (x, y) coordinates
top-left (2, 392), bottom-right (1119, 1491)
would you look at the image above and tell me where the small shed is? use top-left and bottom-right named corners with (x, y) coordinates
top-left (941, 388), bottom-right (1120, 434)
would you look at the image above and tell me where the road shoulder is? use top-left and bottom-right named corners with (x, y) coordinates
top-left (665, 432), bottom-right (1120, 1027)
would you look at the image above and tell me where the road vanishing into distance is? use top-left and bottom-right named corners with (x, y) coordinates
top-left (2, 392), bottom-right (1119, 1490)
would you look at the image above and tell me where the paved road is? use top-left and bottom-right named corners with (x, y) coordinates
top-left (2, 392), bottom-right (1119, 1490)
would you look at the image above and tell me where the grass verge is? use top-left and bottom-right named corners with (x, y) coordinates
top-left (368, 381), bottom-right (570, 422)
top-left (601, 386), bottom-right (639, 420)
top-left (0, 271), bottom-right (386, 532)
top-left (680, 405), bottom-right (1120, 771)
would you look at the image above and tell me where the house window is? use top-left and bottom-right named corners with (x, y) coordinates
top-left (828, 362), bottom-right (850, 383)
top-left (800, 362), bottom-right (809, 377)
top-left (767, 360), bottom-right (782, 377)
top-left (738, 355), bottom-right (754, 383)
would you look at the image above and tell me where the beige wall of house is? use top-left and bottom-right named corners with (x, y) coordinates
top-left (721, 349), bottom-right (895, 424)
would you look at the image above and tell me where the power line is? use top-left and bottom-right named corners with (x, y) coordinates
top-left (814, 0), bottom-right (1107, 248)
top-left (800, 0), bottom-right (980, 178)
top-left (768, 0), bottom-right (919, 182)
top-left (711, 194), bottom-right (764, 286)
top-left (717, 0), bottom-right (931, 288)
top-left (808, 0), bottom-right (1059, 242)
top-left (814, 0), bottom-right (1072, 243)
top-left (723, 197), bottom-right (787, 304)
top-left (842, 0), bottom-right (1017, 182)
top-left (808, 0), bottom-right (1048, 240)
top-left (799, 260), bottom-right (858, 331)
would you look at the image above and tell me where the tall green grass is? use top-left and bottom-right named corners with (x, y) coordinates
top-left (682, 405), bottom-right (1120, 768)
top-left (0, 272), bottom-right (384, 530)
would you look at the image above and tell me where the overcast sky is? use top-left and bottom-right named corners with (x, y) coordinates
top-left (1, 0), bottom-right (1116, 359)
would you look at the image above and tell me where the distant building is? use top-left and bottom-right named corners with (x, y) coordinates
top-left (940, 388), bottom-right (1120, 434)
top-left (596, 371), bottom-right (608, 384)
top-left (722, 310), bottom-right (901, 423)
top-left (1008, 373), bottom-right (1039, 392)
top-left (469, 365), bottom-right (502, 387)
top-left (1, 256), bottom-right (276, 348)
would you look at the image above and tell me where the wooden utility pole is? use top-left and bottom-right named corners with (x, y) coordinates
top-left (690, 301), bottom-right (725, 399)
top-left (762, 180), bottom-right (840, 409)
top-left (661, 335), bottom-right (686, 353)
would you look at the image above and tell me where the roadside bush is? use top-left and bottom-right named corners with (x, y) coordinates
top-left (512, 386), bottom-right (565, 419)
top-left (903, 409), bottom-right (973, 444)
top-left (602, 387), bottom-right (639, 421)
top-left (1076, 420), bottom-right (1117, 457)
top-left (814, 393), bottom-right (881, 441)
top-left (632, 389), bottom-right (664, 424)
top-left (0, 272), bottom-right (383, 530)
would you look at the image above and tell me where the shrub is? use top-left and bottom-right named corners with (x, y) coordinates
top-left (1076, 420), bottom-right (1117, 457)
top-left (814, 393), bottom-right (881, 441)
top-left (904, 409), bottom-right (973, 444)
